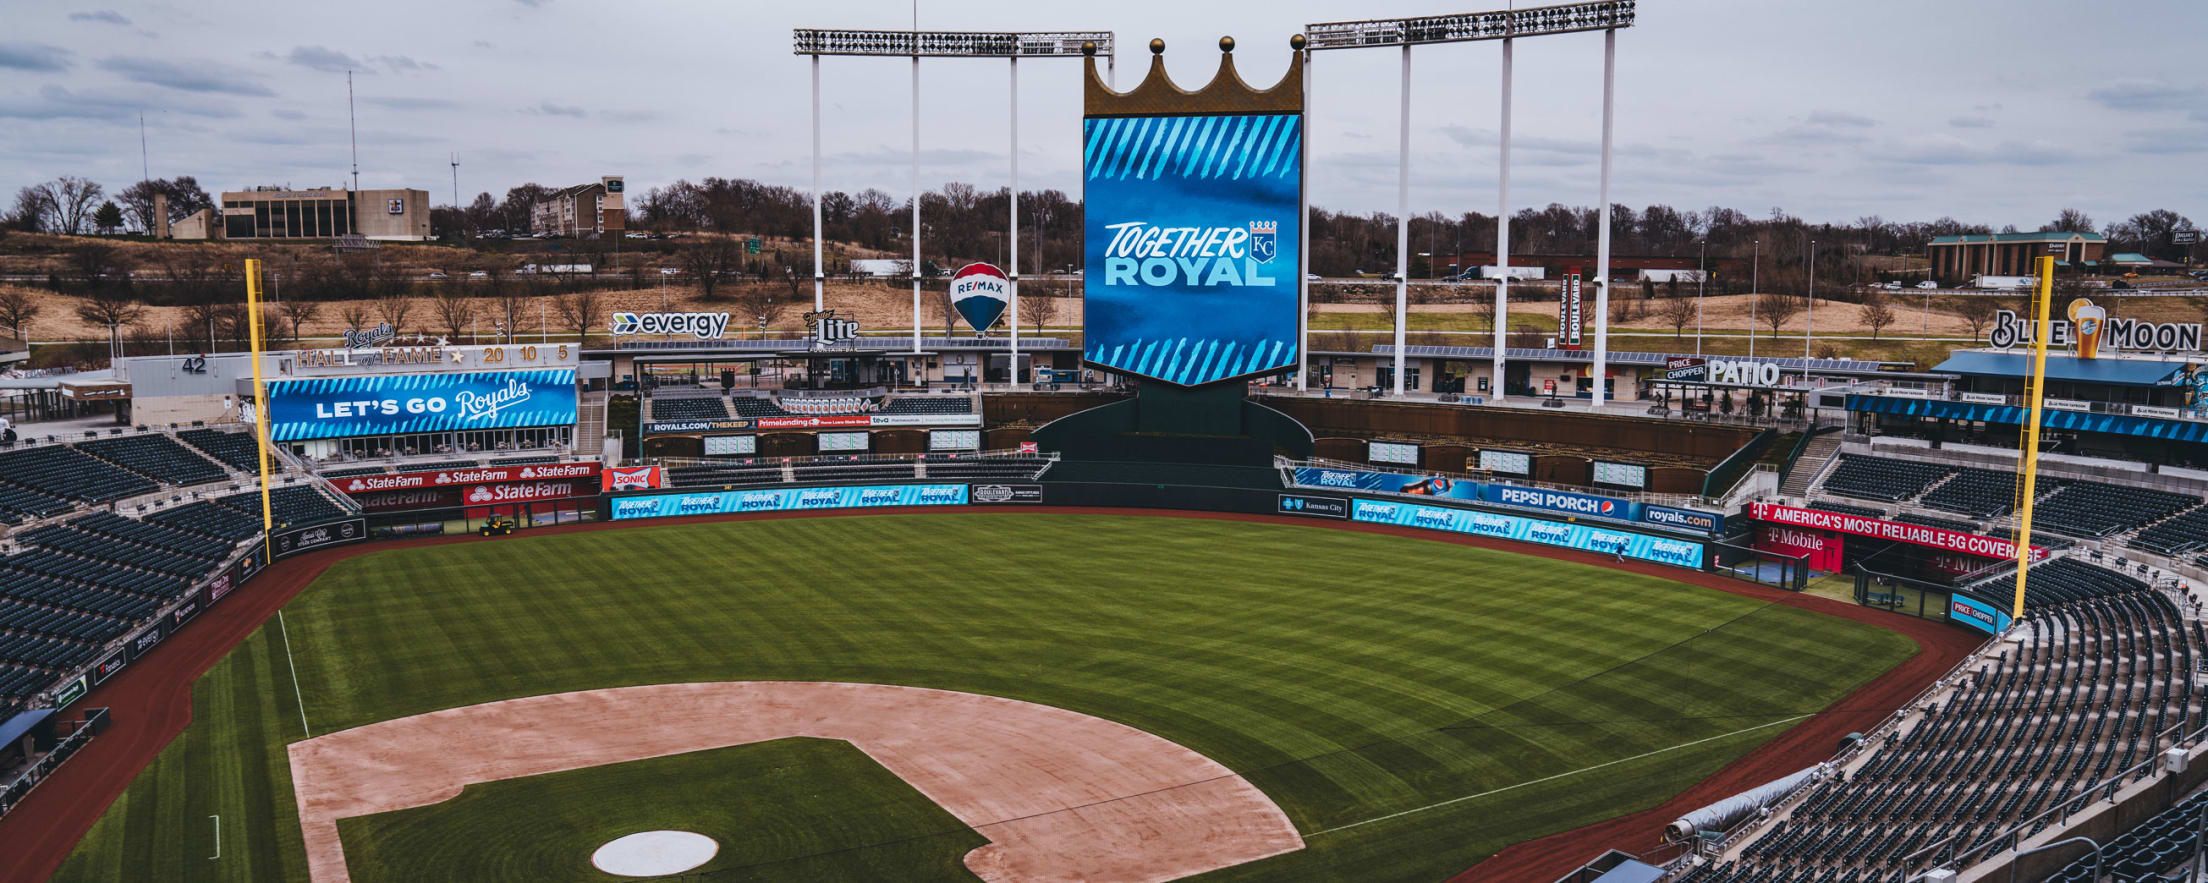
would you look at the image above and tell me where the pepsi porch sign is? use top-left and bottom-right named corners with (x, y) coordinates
top-left (950, 263), bottom-right (1010, 334)
top-left (265, 370), bottom-right (577, 442)
top-left (1082, 111), bottom-right (1302, 386)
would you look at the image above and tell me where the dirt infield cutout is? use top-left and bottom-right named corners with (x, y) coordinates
top-left (287, 681), bottom-right (1303, 882)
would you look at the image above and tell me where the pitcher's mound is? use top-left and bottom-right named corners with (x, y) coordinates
top-left (590, 830), bottom-right (718, 877)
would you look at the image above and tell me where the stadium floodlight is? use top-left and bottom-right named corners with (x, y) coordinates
top-left (795, 28), bottom-right (1113, 369)
top-left (1303, 1), bottom-right (1634, 49)
top-left (1303, 1), bottom-right (1631, 402)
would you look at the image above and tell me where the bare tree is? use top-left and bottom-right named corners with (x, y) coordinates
top-left (1026, 291), bottom-right (1057, 336)
top-left (1756, 291), bottom-right (1804, 339)
top-left (1508, 322), bottom-right (1544, 349)
top-left (730, 286), bottom-right (789, 339)
top-left (339, 302), bottom-right (372, 332)
top-left (0, 289), bottom-right (41, 340)
top-left (1470, 289), bottom-right (1499, 335)
top-left (679, 239), bottom-right (743, 301)
top-left (431, 288), bottom-right (476, 342)
top-left (278, 299), bottom-right (321, 346)
top-left (1858, 289), bottom-right (1897, 340)
top-left (1659, 290), bottom-right (1697, 340)
top-left (26, 177), bottom-right (104, 235)
top-left (75, 288), bottom-right (146, 360)
top-left (68, 243), bottom-right (124, 289)
top-left (377, 292), bottom-right (416, 339)
top-left (551, 289), bottom-right (606, 344)
top-left (1955, 297), bottom-right (2000, 342)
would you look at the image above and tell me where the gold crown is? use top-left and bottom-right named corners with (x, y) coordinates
top-left (1083, 35), bottom-right (1303, 117)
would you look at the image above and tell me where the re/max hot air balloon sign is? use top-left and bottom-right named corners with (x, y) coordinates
top-left (950, 263), bottom-right (1010, 335)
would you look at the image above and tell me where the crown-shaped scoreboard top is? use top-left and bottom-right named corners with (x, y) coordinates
top-left (1083, 34), bottom-right (1304, 118)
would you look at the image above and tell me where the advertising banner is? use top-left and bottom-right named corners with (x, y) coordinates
top-left (352, 487), bottom-right (461, 512)
top-left (1948, 594), bottom-right (2014, 635)
top-left (265, 369), bottom-right (578, 442)
top-left (1294, 466), bottom-right (1720, 534)
top-left (1277, 494), bottom-right (1350, 519)
top-left (92, 649), bottom-right (129, 685)
top-left (1480, 484), bottom-right (1639, 521)
top-left (644, 419), bottom-right (754, 434)
top-left (1082, 111), bottom-right (1302, 386)
top-left (1560, 270), bottom-right (1583, 349)
top-left (333, 462), bottom-right (599, 495)
top-left (127, 623), bottom-right (165, 660)
top-left (1642, 504), bottom-right (1725, 535)
top-left (51, 676), bottom-right (87, 708)
top-left (461, 479), bottom-right (590, 507)
top-left (1755, 523), bottom-right (1844, 572)
top-left (950, 263), bottom-right (1011, 333)
top-left (1747, 501), bottom-right (2045, 560)
top-left (756, 415), bottom-right (872, 430)
top-left (170, 596), bottom-right (201, 627)
top-left (203, 567), bottom-right (237, 606)
top-left (971, 484), bottom-right (1045, 504)
top-left (1293, 467), bottom-right (1480, 502)
top-left (1353, 499), bottom-right (1705, 569)
top-left (273, 518), bottom-right (368, 558)
top-left (602, 465), bottom-right (663, 492)
top-left (610, 484), bottom-right (969, 520)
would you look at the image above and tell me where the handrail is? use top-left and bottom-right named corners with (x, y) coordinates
top-left (1701, 428), bottom-right (1778, 499)
top-left (1776, 425), bottom-right (1842, 489)
top-left (650, 448), bottom-right (1051, 471)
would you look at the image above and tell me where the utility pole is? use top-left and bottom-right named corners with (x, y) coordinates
top-left (347, 71), bottom-right (360, 194)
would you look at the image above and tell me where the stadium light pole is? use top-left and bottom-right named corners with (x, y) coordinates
top-left (1494, 36), bottom-right (1512, 400)
top-left (793, 30), bottom-right (1115, 372)
top-left (1394, 43), bottom-right (1411, 396)
top-left (1305, 2), bottom-right (1637, 402)
top-left (1590, 26), bottom-right (1616, 409)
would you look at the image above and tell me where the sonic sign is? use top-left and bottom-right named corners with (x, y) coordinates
top-left (1080, 44), bottom-right (1303, 387)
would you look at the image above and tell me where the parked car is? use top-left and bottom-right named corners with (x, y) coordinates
top-left (1881, 281), bottom-right (1902, 290)
top-left (425, 271), bottom-right (447, 280)
top-left (1916, 280), bottom-right (1939, 289)
top-left (624, 232), bottom-right (649, 240)
top-left (467, 270), bottom-right (488, 279)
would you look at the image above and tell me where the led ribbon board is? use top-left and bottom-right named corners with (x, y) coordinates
top-left (1080, 41), bottom-right (1303, 387)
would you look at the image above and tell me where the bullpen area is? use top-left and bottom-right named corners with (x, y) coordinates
top-left (55, 512), bottom-right (1914, 882)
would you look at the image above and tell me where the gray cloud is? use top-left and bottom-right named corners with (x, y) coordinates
top-left (2121, 128), bottom-right (2208, 155)
top-left (0, 85), bottom-right (237, 122)
top-left (525, 102), bottom-right (586, 117)
top-left (363, 96), bottom-right (457, 110)
top-left (1806, 110), bottom-right (1875, 128)
top-left (2089, 79), bottom-right (2204, 112)
top-left (285, 45), bottom-right (359, 73)
top-left (67, 10), bottom-right (132, 25)
top-left (369, 54), bottom-right (437, 73)
top-left (0, 43), bottom-right (73, 72)
top-left (1948, 116), bottom-right (1994, 129)
top-left (99, 56), bottom-right (273, 96)
top-left (1874, 135), bottom-right (2078, 167)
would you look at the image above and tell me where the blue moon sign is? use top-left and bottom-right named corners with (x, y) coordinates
top-left (950, 263), bottom-right (1010, 334)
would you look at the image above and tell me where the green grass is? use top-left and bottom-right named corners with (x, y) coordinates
top-left (57, 513), bottom-right (1915, 882)
top-left (339, 738), bottom-right (984, 882)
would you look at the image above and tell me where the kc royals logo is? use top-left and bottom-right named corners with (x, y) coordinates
top-left (1249, 221), bottom-right (1277, 264)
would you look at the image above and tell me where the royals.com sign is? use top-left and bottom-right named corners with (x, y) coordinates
top-left (265, 369), bottom-right (577, 442)
top-left (611, 484), bottom-right (969, 520)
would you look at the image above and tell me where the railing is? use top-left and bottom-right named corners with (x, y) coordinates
top-left (1855, 383), bottom-right (2206, 425)
top-left (1286, 457), bottom-right (1720, 513)
top-left (650, 448), bottom-right (1054, 472)
top-left (0, 708), bottom-right (104, 820)
top-left (1701, 428), bottom-right (1779, 500)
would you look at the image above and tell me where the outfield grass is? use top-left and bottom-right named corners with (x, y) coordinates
top-left (57, 513), bottom-right (1915, 882)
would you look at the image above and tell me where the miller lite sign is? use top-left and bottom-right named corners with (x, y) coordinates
top-left (807, 309), bottom-right (859, 350)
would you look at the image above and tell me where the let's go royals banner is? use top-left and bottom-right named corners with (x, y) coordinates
top-left (610, 484), bottom-right (969, 520)
top-left (1082, 111), bottom-right (1302, 387)
top-left (1353, 499), bottom-right (1706, 569)
top-left (265, 369), bottom-right (577, 442)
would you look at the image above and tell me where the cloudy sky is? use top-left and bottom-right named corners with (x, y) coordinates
top-left (2, 0), bottom-right (2202, 228)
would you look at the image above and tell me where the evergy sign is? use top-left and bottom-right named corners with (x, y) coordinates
top-left (1748, 501), bottom-right (2043, 560)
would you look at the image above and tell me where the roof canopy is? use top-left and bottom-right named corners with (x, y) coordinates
top-left (1933, 351), bottom-right (2185, 387)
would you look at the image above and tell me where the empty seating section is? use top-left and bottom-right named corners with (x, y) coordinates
top-left (2047, 790), bottom-right (2207, 881)
top-left (148, 500), bottom-right (263, 542)
top-left (1809, 501), bottom-right (1885, 519)
top-left (2134, 503), bottom-right (2208, 556)
top-left (728, 399), bottom-right (790, 418)
top-left (1820, 454), bottom-right (1954, 502)
top-left (489, 455), bottom-right (558, 466)
top-left (0, 444), bottom-right (158, 504)
top-left (877, 397), bottom-right (972, 416)
top-left (179, 428), bottom-right (271, 473)
top-left (921, 454), bottom-right (1051, 481)
top-left (650, 397), bottom-right (730, 421)
top-left (1698, 561), bottom-right (2200, 882)
top-left (79, 434), bottom-right (227, 487)
top-left (2033, 481), bottom-right (2200, 539)
top-left (229, 486), bottom-right (350, 527)
top-left (1919, 467), bottom-right (2043, 518)
top-left (0, 483), bottom-right (70, 525)
top-left (1892, 512), bottom-right (1981, 533)
top-left (318, 466), bottom-right (389, 479)
top-left (790, 462), bottom-right (918, 483)
top-left (667, 461), bottom-right (783, 488)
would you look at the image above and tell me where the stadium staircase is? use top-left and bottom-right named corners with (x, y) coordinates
top-left (1779, 433), bottom-right (1844, 499)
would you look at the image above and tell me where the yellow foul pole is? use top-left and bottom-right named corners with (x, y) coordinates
top-left (244, 259), bottom-right (276, 561)
top-left (2009, 255), bottom-right (2055, 619)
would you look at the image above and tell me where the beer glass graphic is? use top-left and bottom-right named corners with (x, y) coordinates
top-left (2069, 298), bottom-right (2106, 358)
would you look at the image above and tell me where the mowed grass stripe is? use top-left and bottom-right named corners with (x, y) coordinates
top-left (60, 514), bottom-right (1912, 883)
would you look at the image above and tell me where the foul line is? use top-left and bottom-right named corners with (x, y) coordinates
top-left (277, 610), bottom-right (311, 738)
top-left (1304, 713), bottom-right (1811, 838)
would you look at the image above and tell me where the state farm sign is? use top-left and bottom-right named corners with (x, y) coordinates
top-left (336, 462), bottom-right (599, 494)
top-left (463, 479), bottom-right (589, 505)
top-left (1747, 501), bottom-right (2045, 560)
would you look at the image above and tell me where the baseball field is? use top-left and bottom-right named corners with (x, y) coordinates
top-left (51, 512), bottom-right (1916, 882)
